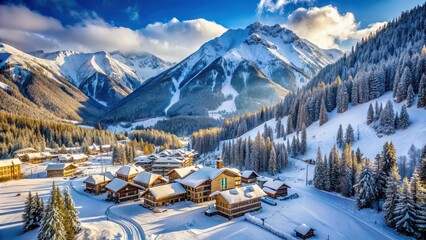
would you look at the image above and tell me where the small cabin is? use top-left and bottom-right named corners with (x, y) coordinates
top-left (241, 170), bottom-right (260, 183)
top-left (294, 224), bottom-right (315, 239)
top-left (13, 148), bottom-right (38, 157)
top-left (141, 182), bottom-right (187, 208)
top-left (166, 165), bottom-right (201, 183)
top-left (105, 178), bottom-right (144, 202)
top-left (210, 185), bottom-right (266, 219)
top-left (116, 165), bottom-right (144, 182)
top-left (46, 163), bottom-right (77, 177)
top-left (262, 180), bottom-right (290, 198)
top-left (58, 153), bottom-right (89, 164)
top-left (19, 152), bottom-right (52, 164)
top-left (84, 174), bottom-right (113, 195)
top-left (133, 172), bottom-right (168, 189)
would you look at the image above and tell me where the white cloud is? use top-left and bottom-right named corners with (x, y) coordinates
top-left (285, 5), bottom-right (387, 49)
top-left (257, 0), bottom-right (312, 15)
top-left (0, 5), bottom-right (227, 62)
top-left (125, 5), bottom-right (140, 22)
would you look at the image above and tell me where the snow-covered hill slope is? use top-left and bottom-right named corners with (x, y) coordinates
top-left (231, 92), bottom-right (426, 160)
top-left (103, 22), bottom-right (342, 122)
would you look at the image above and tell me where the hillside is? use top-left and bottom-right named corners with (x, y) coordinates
top-left (102, 22), bottom-right (342, 123)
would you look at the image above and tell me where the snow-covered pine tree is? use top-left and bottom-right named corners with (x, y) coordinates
top-left (420, 145), bottom-right (426, 185)
top-left (345, 124), bottom-right (355, 145)
top-left (407, 85), bottom-right (415, 107)
top-left (394, 112), bottom-right (400, 130)
top-left (319, 97), bottom-right (328, 126)
top-left (340, 144), bottom-right (354, 196)
top-left (394, 178), bottom-right (417, 235)
top-left (22, 191), bottom-right (35, 232)
top-left (351, 81), bottom-right (359, 106)
top-left (300, 124), bottom-right (307, 155)
top-left (314, 148), bottom-right (325, 190)
top-left (396, 66), bottom-right (411, 103)
top-left (275, 118), bottom-right (282, 138)
top-left (38, 183), bottom-right (66, 240)
top-left (268, 145), bottom-right (277, 175)
top-left (383, 164), bottom-right (401, 228)
top-left (355, 160), bottom-right (377, 209)
top-left (33, 192), bottom-right (44, 227)
top-left (378, 100), bottom-right (395, 135)
top-left (398, 104), bottom-right (410, 130)
top-left (374, 101), bottom-right (380, 120)
top-left (367, 103), bottom-right (374, 125)
top-left (418, 74), bottom-right (426, 108)
top-left (331, 145), bottom-right (341, 192)
top-left (324, 154), bottom-right (332, 191)
top-left (336, 124), bottom-right (344, 148)
top-left (64, 187), bottom-right (80, 239)
top-left (337, 82), bottom-right (349, 113)
top-left (369, 70), bottom-right (380, 100)
top-left (291, 136), bottom-right (298, 157)
top-left (410, 170), bottom-right (426, 238)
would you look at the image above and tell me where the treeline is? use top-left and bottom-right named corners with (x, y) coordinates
top-left (221, 132), bottom-right (289, 175)
top-left (0, 112), bottom-right (116, 159)
top-left (191, 106), bottom-right (275, 154)
top-left (367, 100), bottom-right (410, 135)
top-left (148, 116), bottom-right (221, 136)
top-left (111, 140), bottom-right (156, 165)
top-left (314, 142), bottom-right (426, 238)
top-left (129, 129), bottom-right (182, 150)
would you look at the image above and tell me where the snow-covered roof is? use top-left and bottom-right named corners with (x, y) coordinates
top-left (262, 186), bottom-right (277, 195)
top-left (146, 182), bottom-right (186, 200)
top-left (103, 171), bottom-right (115, 180)
top-left (24, 152), bottom-right (51, 159)
top-left (294, 224), bottom-right (313, 235)
top-left (13, 147), bottom-right (37, 154)
top-left (105, 178), bottom-right (143, 192)
top-left (263, 180), bottom-right (289, 190)
top-left (71, 153), bottom-right (88, 160)
top-left (176, 167), bottom-right (240, 188)
top-left (167, 165), bottom-right (202, 178)
top-left (134, 172), bottom-right (167, 185)
top-left (210, 185), bottom-right (266, 204)
top-left (152, 163), bottom-right (182, 168)
top-left (116, 165), bottom-right (144, 176)
top-left (257, 176), bottom-right (274, 182)
top-left (154, 157), bottom-right (183, 164)
top-left (46, 163), bottom-right (75, 171)
top-left (84, 174), bottom-right (112, 185)
top-left (241, 170), bottom-right (259, 179)
top-left (89, 144), bottom-right (100, 151)
top-left (0, 158), bottom-right (22, 167)
top-left (134, 156), bottom-right (154, 163)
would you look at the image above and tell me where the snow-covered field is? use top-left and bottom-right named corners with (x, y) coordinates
top-left (235, 92), bottom-right (426, 160)
top-left (107, 117), bottom-right (167, 133)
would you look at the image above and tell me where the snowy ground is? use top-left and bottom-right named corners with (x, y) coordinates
top-left (107, 117), bottom-right (167, 133)
top-left (234, 92), bottom-right (426, 160)
top-left (0, 154), bottom-right (131, 240)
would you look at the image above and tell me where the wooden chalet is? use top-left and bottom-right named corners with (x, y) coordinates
top-left (84, 173), bottom-right (113, 194)
top-left (151, 157), bottom-right (191, 176)
top-left (262, 180), bottom-right (290, 198)
top-left (46, 163), bottom-right (77, 177)
top-left (116, 165), bottom-right (144, 182)
top-left (176, 163), bottom-right (241, 203)
top-left (105, 178), bottom-right (144, 202)
top-left (58, 153), bottom-right (89, 164)
top-left (141, 182), bottom-right (187, 208)
top-left (0, 158), bottom-right (22, 181)
top-left (210, 185), bottom-right (266, 219)
top-left (241, 170), bottom-right (260, 183)
top-left (134, 155), bottom-right (157, 172)
top-left (166, 165), bottom-right (201, 183)
top-left (294, 224), bottom-right (315, 239)
top-left (13, 147), bottom-right (38, 157)
top-left (19, 152), bottom-right (52, 164)
top-left (133, 172), bottom-right (168, 189)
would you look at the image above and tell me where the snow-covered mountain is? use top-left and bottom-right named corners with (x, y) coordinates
top-left (30, 50), bottom-right (173, 107)
top-left (104, 22), bottom-right (342, 122)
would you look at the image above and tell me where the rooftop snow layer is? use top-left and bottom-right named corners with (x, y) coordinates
top-left (176, 167), bottom-right (240, 188)
top-left (263, 180), bottom-right (289, 190)
top-left (210, 185), bottom-right (266, 204)
top-left (116, 165), bottom-right (144, 176)
top-left (147, 182), bottom-right (186, 200)
top-left (105, 178), bottom-right (143, 192)
top-left (133, 172), bottom-right (167, 185)
top-left (0, 158), bottom-right (22, 167)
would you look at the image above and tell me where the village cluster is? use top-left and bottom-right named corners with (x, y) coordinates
top-left (0, 146), bottom-right (316, 239)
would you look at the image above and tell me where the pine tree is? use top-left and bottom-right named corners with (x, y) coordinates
top-left (331, 145), bottom-right (341, 192)
top-left (268, 145), bottom-right (277, 175)
top-left (337, 83), bottom-right (349, 113)
top-left (319, 97), bottom-right (328, 126)
top-left (383, 164), bottom-right (401, 228)
top-left (345, 124), bottom-right (355, 145)
top-left (379, 100), bottom-right (395, 135)
top-left (340, 144), bottom-right (354, 196)
top-left (418, 74), bottom-right (426, 108)
top-left (398, 104), bottom-right (410, 130)
top-left (367, 103), bottom-right (374, 125)
top-left (23, 191), bottom-right (35, 232)
top-left (38, 183), bottom-right (66, 240)
top-left (63, 187), bottom-right (80, 239)
top-left (407, 85), bottom-right (415, 108)
top-left (33, 193), bottom-right (44, 227)
top-left (410, 170), bottom-right (426, 238)
top-left (355, 160), bottom-right (377, 209)
top-left (396, 66), bottom-right (411, 103)
top-left (300, 124), bottom-right (307, 155)
top-left (336, 124), bottom-right (344, 148)
top-left (394, 178), bottom-right (417, 235)
top-left (420, 145), bottom-right (426, 185)
top-left (369, 70), bottom-right (380, 100)
top-left (314, 148), bottom-right (325, 190)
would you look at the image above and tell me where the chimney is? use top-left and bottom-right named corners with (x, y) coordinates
top-left (216, 156), bottom-right (224, 169)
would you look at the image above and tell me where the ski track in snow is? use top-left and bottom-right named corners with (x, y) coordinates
top-left (164, 78), bottom-right (181, 114)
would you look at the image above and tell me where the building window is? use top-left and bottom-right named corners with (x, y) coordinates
top-left (221, 178), bottom-right (227, 190)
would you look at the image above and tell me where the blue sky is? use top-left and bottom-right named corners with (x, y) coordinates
top-left (0, 0), bottom-right (424, 61)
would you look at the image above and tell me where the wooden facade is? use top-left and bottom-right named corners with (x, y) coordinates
top-left (116, 165), bottom-right (144, 182)
top-left (141, 183), bottom-right (186, 208)
top-left (19, 152), bottom-right (52, 164)
top-left (294, 224), bottom-right (315, 239)
top-left (241, 171), bottom-right (259, 183)
top-left (84, 175), bottom-right (112, 195)
top-left (0, 159), bottom-right (22, 182)
top-left (166, 166), bottom-right (199, 183)
top-left (210, 185), bottom-right (266, 220)
top-left (133, 172), bottom-right (168, 189)
top-left (262, 180), bottom-right (290, 198)
top-left (46, 164), bottom-right (77, 177)
top-left (106, 179), bottom-right (144, 202)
